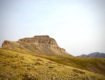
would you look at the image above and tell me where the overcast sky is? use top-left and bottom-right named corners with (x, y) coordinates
top-left (0, 0), bottom-right (105, 56)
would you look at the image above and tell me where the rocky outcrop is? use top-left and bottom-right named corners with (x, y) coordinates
top-left (2, 35), bottom-right (69, 56)
top-left (18, 35), bottom-right (58, 48)
top-left (2, 40), bottom-right (20, 49)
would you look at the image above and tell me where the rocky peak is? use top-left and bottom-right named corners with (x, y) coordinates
top-left (2, 40), bottom-right (10, 48)
top-left (2, 40), bottom-right (20, 49)
top-left (18, 35), bottom-right (59, 48)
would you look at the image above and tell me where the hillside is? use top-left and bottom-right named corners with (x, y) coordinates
top-left (9, 47), bottom-right (105, 76)
top-left (14, 48), bottom-right (105, 75)
top-left (3, 47), bottom-right (105, 76)
top-left (44, 56), bottom-right (105, 75)
top-left (1, 35), bottom-right (105, 80)
top-left (0, 48), bottom-right (105, 80)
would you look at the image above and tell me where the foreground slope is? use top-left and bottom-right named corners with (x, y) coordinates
top-left (44, 56), bottom-right (105, 75)
top-left (0, 48), bottom-right (105, 80)
top-left (12, 48), bottom-right (105, 76)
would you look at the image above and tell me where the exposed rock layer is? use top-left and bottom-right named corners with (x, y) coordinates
top-left (2, 35), bottom-right (69, 56)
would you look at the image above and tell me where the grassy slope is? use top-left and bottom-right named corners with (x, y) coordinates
top-left (7, 48), bottom-right (105, 75)
top-left (13, 48), bottom-right (105, 75)
top-left (0, 48), bottom-right (105, 80)
top-left (45, 56), bottom-right (105, 75)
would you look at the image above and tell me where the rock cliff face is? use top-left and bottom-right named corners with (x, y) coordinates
top-left (2, 35), bottom-right (69, 56)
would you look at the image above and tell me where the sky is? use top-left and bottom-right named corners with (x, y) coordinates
top-left (0, 0), bottom-right (105, 56)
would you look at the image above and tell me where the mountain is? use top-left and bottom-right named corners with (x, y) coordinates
top-left (79, 52), bottom-right (105, 58)
top-left (2, 35), bottom-right (69, 56)
top-left (1, 35), bottom-right (105, 80)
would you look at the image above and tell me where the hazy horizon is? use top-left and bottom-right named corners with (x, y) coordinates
top-left (0, 0), bottom-right (105, 56)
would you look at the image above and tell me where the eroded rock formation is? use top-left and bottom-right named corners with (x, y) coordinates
top-left (2, 35), bottom-right (69, 56)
